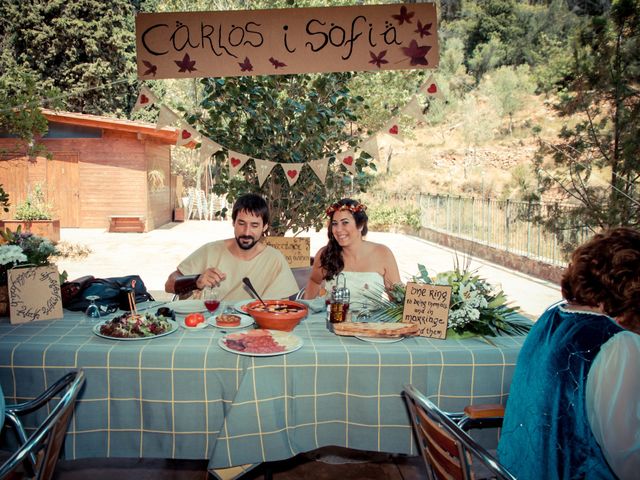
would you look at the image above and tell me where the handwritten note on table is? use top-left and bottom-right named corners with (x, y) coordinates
top-left (8, 266), bottom-right (63, 324)
top-left (263, 237), bottom-right (310, 268)
top-left (402, 282), bottom-right (452, 339)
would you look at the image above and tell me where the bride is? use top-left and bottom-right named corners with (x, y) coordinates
top-left (303, 198), bottom-right (401, 311)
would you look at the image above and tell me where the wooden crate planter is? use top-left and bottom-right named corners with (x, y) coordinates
top-left (0, 220), bottom-right (61, 242)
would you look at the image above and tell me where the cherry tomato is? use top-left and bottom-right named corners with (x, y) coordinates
top-left (185, 313), bottom-right (205, 327)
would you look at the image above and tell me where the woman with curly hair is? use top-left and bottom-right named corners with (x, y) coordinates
top-left (498, 227), bottom-right (640, 480)
top-left (303, 198), bottom-right (401, 310)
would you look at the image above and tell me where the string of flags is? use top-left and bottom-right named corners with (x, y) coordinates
top-left (133, 75), bottom-right (444, 187)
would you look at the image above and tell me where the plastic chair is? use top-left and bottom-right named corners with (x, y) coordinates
top-left (0, 370), bottom-right (86, 480)
top-left (403, 384), bottom-right (515, 480)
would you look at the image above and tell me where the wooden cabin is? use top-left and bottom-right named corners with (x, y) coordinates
top-left (0, 109), bottom-right (183, 232)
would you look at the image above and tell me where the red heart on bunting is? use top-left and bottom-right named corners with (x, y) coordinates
top-left (287, 169), bottom-right (298, 179)
top-left (389, 125), bottom-right (399, 135)
top-left (140, 94), bottom-right (149, 104)
top-left (427, 83), bottom-right (437, 94)
top-left (181, 129), bottom-right (191, 140)
top-left (342, 156), bottom-right (353, 166)
top-left (230, 157), bottom-right (241, 167)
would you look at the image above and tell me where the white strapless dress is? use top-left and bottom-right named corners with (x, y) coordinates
top-left (324, 271), bottom-right (385, 311)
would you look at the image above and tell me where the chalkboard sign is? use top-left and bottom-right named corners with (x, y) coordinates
top-left (8, 266), bottom-right (64, 324)
top-left (264, 237), bottom-right (310, 268)
top-left (402, 282), bottom-right (452, 339)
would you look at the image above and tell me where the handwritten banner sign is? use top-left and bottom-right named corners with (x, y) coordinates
top-left (263, 237), bottom-right (310, 268)
top-left (8, 266), bottom-right (63, 324)
top-left (402, 281), bottom-right (451, 339)
top-left (136, 3), bottom-right (438, 79)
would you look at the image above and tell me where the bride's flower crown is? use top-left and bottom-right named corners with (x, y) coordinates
top-left (325, 202), bottom-right (367, 216)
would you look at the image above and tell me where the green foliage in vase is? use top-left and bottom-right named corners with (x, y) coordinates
top-left (188, 73), bottom-right (376, 235)
top-left (365, 262), bottom-right (531, 338)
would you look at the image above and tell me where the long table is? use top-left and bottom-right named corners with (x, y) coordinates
top-left (0, 307), bottom-right (525, 475)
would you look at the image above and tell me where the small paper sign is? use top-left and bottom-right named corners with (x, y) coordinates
top-left (8, 265), bottom-right (64, 324)
top-left (263, 237), bottom-right (310, 268)
top-left (402, 282), bottom-right (451, 339)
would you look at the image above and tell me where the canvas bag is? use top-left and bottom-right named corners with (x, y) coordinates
top-left (62, 275), bottom-right (154, 311)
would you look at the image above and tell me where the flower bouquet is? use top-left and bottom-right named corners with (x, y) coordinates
top-left (0, 226), bottom-right (60, 285)
top-left (367, 262), bottom-right (532, 339)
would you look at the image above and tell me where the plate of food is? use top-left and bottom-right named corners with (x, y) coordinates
top-left (93, 312), bottom-right (178, 340)
top-left (180, 313), bottom-right (208, 330)
top-left (165, 299), bottom-right (207, 314)
top-left (332, 321), bottom-right (419, 338)
top-left (209, 313), bottom-right (254, 330)
top-left (218, 329), bottom-right (303, 356)
top-left (355, 335), bottom-right (404, 344)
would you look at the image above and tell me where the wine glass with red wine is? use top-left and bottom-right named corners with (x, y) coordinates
top-left (202, 286), bottom-right (221, 314)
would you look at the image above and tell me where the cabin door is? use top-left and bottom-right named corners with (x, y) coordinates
top-left (47, 153), bottom-right (80, 227)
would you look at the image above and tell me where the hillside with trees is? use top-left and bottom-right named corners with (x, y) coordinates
top-left (0, 0), bottom-right (637, 249)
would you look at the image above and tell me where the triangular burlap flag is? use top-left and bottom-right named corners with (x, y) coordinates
top-left (176, 122), bottom-right (200, 146)
top-left (419, 74), bottom-right (445, 99)
top-left (378, 132), bottom-right (404, 147)
top-left (199, 139), bottom-right (222, 163)
top-left (228, 151), bottom-right (251, 176)
top-left (308, 158), bottom-right (329, 184)
top-left (359, 135), bottom-right (379, 159)
top-left (132, 86), bottom-right (158, 113)
top-left (402, 97), bottom-right (426, 121)
top-left (336, 151), bottom-right (356, 175)
top-left (254, 159), bottom-right (277, 186)
top-left (156, 105), bottom-right (179, 130)
top-left (281, 163), bottom-right (304, 186)
top-left (382, 119), bottom-right (405, 143)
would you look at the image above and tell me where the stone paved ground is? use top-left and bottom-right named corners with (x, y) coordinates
top-left (56, 220), bottom-right (561, 320)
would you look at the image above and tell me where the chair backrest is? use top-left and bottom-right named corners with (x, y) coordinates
top-left (0, 370), bottom-right (86, 480)
top-left (403, 385), bottom-right (515, 480)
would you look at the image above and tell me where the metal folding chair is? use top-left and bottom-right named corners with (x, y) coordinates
top-left (0, 369), bottom-right (86, 480)
top-left (403, 384), bottom-right (515, 480)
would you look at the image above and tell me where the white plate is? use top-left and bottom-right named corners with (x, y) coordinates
top-left (93, 319), bottom-right (179, 341)
top-left (355, 335), bottom-right (404, 344)
top-left (218, 329), bottom-right (303, 357)
top-left (209, 314), bottom-right (254, 330)
top-left (165, 299), bottom-right (207, 314)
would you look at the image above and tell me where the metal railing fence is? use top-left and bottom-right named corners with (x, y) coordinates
top-left (367, 192), bottom-right (592, 266)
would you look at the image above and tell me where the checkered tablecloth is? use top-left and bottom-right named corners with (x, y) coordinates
top-left (0, 308), bottom-right (525, 471)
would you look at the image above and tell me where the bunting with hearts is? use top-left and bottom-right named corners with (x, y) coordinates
top-left (176, 122), bottom-right (200, 146)
top-left (336, 151), bottom-right (357, 175)
top-left (228, 152), bottom-right (251, 176)
top-left (281, 163), bottom-right (304, 186)
top-left (308, 158), bottom-right (329, 183)
top-left (254, 159), bottom-right (277, 186)
top-left (156, 105), bottom-right (180, 130)
top-left (419, 74), bottom-right (444, 99)
top-left (382, 120), bottom-right (405, 144)
top-left (132, 86), bottom-right (158, 113)
top-left (199, 138), bottom-right (222, 163)
top-left (402, 97), bottom-right (426, 121)
top-left (359, 136), bottom-right (380, 159)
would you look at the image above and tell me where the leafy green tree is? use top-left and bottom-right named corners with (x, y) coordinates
top-left (479, 65), bottom-right (535, 134)
top-left (187, 74), bottom-right (375, 235)
top-left (531, 0), bottom-right (640, 249)
top-left (0, 0), bottom-right (137, 116)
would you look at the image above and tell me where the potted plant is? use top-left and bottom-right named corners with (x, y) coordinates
top-left (0, 183), bottom-right (60, 242)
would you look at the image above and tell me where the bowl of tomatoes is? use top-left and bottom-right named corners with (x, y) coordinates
top-left (244, 300), bottom-right (308, 332)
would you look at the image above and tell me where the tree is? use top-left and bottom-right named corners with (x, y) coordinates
top-left (0, 0), bottom-right (137, 116)
top-left (187, 73), bottom-right (375, 235)
top-left (531, 0), bottom-right (640, 249)
top-left (479, 65), bottom-right (535, 134)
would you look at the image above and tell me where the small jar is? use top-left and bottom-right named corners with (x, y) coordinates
top-left (329, 273), bottom-right (350, 327)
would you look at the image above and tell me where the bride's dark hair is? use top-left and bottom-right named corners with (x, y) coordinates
top-left (320, 198), bottom-right (368, 281)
